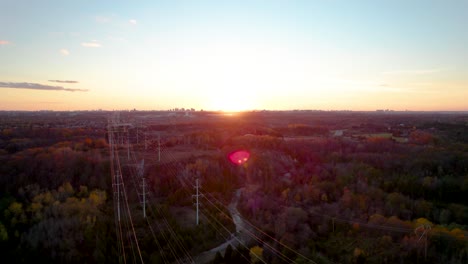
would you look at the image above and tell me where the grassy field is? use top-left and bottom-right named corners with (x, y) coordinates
top-left (358, 133), bottom-right (408, 143)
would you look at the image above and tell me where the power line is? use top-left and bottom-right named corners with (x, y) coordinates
top-left (200, 190), bottom-right (299, 264)
top-left (127, 128), bottom-right (195, 263)
top-left (108, 114), bottom-right (144, 263)
top-left (198, 204), bottom-right (254, 264)
top-left (116, 115), bottom-right (468, 264)
top-left (107, 124), bottom-right (127, 263)
top-left (158, 142), bottom-right (312, 263)
top-left (156, 145), bottom-right (253, 262)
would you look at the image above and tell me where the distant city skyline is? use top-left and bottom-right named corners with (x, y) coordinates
top-left (1, 0), bottom-right (467, 111)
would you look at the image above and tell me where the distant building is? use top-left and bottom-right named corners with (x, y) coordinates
top-left (333, 130), bottom-right (344, 137)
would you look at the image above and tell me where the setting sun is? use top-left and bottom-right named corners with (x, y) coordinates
top-left (208, 92), bottom-right (256, 112)
top-left (206, 79), bottom-right (259, 111)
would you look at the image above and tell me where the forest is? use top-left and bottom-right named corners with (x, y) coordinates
top-left (0, 110), bottom-right (467, 263)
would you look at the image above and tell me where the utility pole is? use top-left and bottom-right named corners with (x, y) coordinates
top-left (110, 119), bottom-right (121, 222)
top-left (137, 159), bottom-right (148, 218)
top-left (193, 179), bottom-right (201, 225)
top-left (114, 171), bottom-right (121, 221)
top-left (158, 133), bottom-right (161, 162)
top-left (141, 177), bottom-right (147, 218)
top-left (138, 159), bottom-right (147, 218)
top-left (127, 128), bottom-right (130, 160)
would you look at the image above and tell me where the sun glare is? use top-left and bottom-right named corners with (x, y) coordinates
top-left (208, 91), bottom-right (256, 112)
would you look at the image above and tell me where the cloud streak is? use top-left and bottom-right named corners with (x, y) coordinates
top-left (129, 19), bottom-right (137, 25)
top-left (81, 41), bottom-right (101, 48)
top-left (0, 82), bottom-right (88, 92)
top-left (0, 40), bottom-right (11, 45)
top-left (48, 80), bottom-right (79, 84)
top-left (59, 48), bottom-right (69, 55)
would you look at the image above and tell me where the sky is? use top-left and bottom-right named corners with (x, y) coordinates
top-left (0, 0), bottom-right (467, 111)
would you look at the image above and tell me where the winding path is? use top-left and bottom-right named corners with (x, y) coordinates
top-left (194, 188), bottom-right (251, 263)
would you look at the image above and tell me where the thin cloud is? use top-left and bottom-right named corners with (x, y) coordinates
top-left (48, 80), bottom-right (79, 84)
top-left (0, 40), bottom-right (11, 45)
top-left (59, 48), bottom-right (69, 55)
top-left (129, 19), bottom-right (137, 25)
top-left (0, 82), bottom-right (88, 92)
top-left (95, 16), bottom-right (111, 23)
top-left (81, 41), bottom-right (101, 48)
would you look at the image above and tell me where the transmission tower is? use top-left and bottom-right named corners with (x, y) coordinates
top-left (126, 128), bottom-right (130, 160)
top-left (158, 133), bottom-right (161, 162)
top-left (108, 112), bottom-right (145, 264)
top-left (193, 178), bottom-right (202, 225)
top-left (109, 122), bottom-right (123, 222)
top-left (136, 159), bottom-right (148, 218)
top-left (114, 171), bottom-right (121, 221)
top-left (140, 177), bottom-right (148, 218)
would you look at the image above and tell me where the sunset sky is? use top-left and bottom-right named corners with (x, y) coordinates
top-left (1, 0), bottom-right (467, 111)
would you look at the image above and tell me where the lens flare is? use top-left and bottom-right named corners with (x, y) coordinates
top-left (228, 150), bottom-right (250, 165)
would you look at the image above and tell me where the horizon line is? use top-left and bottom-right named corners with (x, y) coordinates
top-left (0, 109), bottom-right (467, 113)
